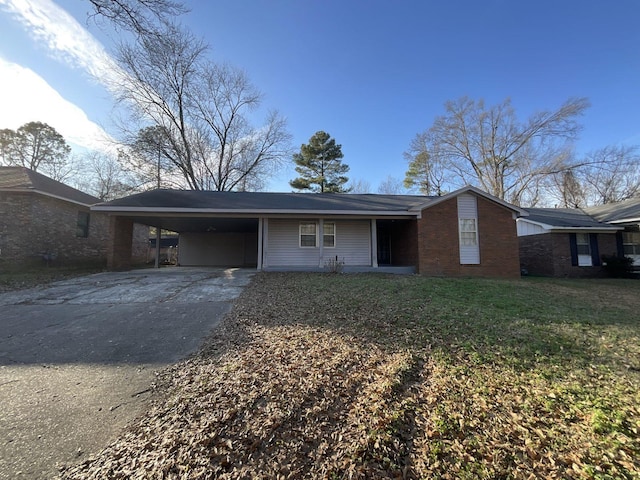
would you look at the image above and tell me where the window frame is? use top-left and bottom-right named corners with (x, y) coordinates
top-left (622, 231), bottom-right (640, 256)
top-left (575, 232), bottom-right (592, 266)
top-left (323, 221), bottom-right (336, 248)
top-left (299, 221), bottom-right (317, 248)
top-left (76, 211), bottom-right (90, 238)
top-left (459, 218), bottom-right (478, 247)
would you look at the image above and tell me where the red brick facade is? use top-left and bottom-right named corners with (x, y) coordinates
top-left (0, 191), bottom-right (148, 269)
top-left (519, 232), bottom-right (619, 277)
top-left (416, 195), bottom-right (520, 278)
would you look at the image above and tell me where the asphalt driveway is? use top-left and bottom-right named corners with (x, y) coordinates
top-left (0, 267), bottom-right (253, 479)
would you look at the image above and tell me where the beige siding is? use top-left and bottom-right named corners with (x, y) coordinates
top-left (326, 220), bottom-right (371, 266)
top-left (265, 219), bottom-right (372, 268)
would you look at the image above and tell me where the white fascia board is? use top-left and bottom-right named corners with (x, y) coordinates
top-left (548, 226), bottom-right (623, 232)
top-left (90, 206), bottom-right (420, 217)
top-left (517, 217), bottom-right (621, 232)
top-left (607, 217), bottom-right (640, 225)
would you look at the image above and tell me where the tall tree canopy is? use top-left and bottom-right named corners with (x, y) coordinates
top-left (87, 0), bottom-right (187, 35)
top-left (404, 97), bottom-right (590, 205)
top-left (290, 131), bottom-right (350, 193)
top-left (116, 24), bottom-right (291, 191)
top-left (0, 122), bottom-right (71, 180)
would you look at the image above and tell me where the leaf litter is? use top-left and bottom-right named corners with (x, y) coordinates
top-left (60, 273), bottom-right (640, 479)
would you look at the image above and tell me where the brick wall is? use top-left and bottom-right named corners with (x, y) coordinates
top-left (390, 220), bottom-right (418, 266)
top-left (0, 192), bottom-right (148, 268)
top-left (416, 195), bottom-right (520, 278)
top-left (0, 192), bottom-right (108, 267)
top-left (520, 232), bottom-right (619, 277)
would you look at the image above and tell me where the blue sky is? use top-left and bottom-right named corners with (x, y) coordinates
top-left (0, 0), bottom-right (639, 192)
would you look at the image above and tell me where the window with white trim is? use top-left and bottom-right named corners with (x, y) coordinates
top-left (299, 222), bottom-right (317, 247)
top-left (576, 233), bottom-right (592, 266)
top-left (459, 218), bottom-right (478, 246)
top-left (623, 232), bottom-right (640, 255)
top-left (323, 222), bottom-right (336, 248)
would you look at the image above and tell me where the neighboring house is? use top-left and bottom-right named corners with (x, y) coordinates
top-left (92, 185), bottom-right (527, 278)
top-left (0, 167), bottom-right (147, 267)
top-left (517, 208), bottom-right (621, 277)
top-left (585, 197), bottom-right (640, 268)
top-left (517, 197), bottom-right (640, 277)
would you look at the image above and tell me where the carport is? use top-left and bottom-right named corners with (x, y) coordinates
top-left (104, 213), bottom-right (261, 270)
top-left (93, 189), bottom-right (431, 272)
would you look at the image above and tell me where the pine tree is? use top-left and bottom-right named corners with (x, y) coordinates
top-left (289, 131), bottom-right (350, 193)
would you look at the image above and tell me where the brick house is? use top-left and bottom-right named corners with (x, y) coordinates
top-left (93, 185), bottom-right (526, 277)
top-left (0, 167), bottom-right (147, 268)
top-left (518, 200), bottom-right (640, 277)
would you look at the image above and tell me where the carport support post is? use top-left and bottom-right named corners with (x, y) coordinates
top-left (154, 226), bottom-right (161, 268)
top-left (371, 219), bottom-right (378, 268)
top-left (107, 216), bottom-right (134, 271)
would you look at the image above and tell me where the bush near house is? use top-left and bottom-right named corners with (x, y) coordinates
top-left (602, 254), bottom-right (636, 278)
top-left (62, 274), bottom-right (640, 479)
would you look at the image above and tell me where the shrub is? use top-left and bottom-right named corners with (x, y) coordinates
top-left (601, 254), bottom-right (635, 278)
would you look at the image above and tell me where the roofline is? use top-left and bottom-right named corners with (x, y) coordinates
top-left (418, 185), bottom-right (529, 216)
top-left (605, 218), bottom-right (640, 225)
top-left (90, 205), bottom-right (421, 217)
top-left (517, 217), bottom-right (623, 232)
top-left (0, 187), bottom-right (96, 207)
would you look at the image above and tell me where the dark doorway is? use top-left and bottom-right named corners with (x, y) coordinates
top-left (377, 222), bottom-right (392, 265)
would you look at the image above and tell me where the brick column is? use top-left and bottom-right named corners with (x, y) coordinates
top-left (107, 216), bottom-right (134, 270)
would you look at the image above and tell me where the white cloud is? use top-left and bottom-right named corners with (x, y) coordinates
top-left (0, 0), bottom-right (123, 90)
top-left (0, 57), bottom-right (115, 152)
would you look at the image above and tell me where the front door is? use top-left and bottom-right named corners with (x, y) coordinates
top-left (377, 224), bottom-right (391, 265)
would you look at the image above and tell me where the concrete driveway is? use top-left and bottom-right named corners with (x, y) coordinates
top-left (0, 267), bottom-right (253, 479)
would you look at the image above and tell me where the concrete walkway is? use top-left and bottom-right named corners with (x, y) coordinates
top-left (0, 267), bottom-right (253, 479)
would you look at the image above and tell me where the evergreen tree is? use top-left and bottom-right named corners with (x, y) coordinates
top-left (290, 131), bottom-right (350, 193)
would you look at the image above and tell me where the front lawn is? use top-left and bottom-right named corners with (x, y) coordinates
top-left (61, 274), bottom-right (640, 479)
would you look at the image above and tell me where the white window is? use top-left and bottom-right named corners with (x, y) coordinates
top-left (299, 222), bottom-right (317, 247)
top-left (323, 222), bottom-right (336, 248)
top-left (622, 232), bottom-right (640, 256)
top-left (457, 194), bottom-right (480, 264)
top-left (576, 233), bottom-right (592, 266)
top-left (459, 218), bottom-right (478, 246)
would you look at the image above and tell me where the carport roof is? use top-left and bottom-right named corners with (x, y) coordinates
top-left (94, 189), bottom-right (434, 214)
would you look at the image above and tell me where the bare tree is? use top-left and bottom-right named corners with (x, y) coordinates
top-left (548, 145), bottom-right (640, 207)
top-left (78, 151), bottom-right (137, 200)
top-left (348, 178), bottom-right (372, 194)
top-left (377, 175), bottom-right (405, 195)
top-left (115, 25), bottom-right (291, 191)
top-left (404, 97), bottom-right (590, 205)
top-left (87, 0), bottom-right (187, 35)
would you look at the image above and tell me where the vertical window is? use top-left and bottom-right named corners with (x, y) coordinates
top-left (299, 222), bottom-right (317, 247)
top-left (457, 194), bottom-right (480, 264)
top-left (76, 211), bottom-right (90, 238)
top-left (576, 233), bottom-right (592, 266)
top-left (323, 222), bottom-right (336, 248)
top-left (459, 219), bottom-right (478, 246)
